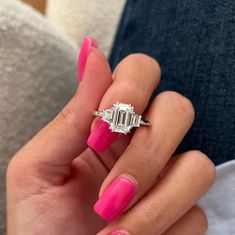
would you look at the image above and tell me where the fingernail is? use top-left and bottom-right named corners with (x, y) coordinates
top-left (87, 119), bottom-right (118, 152)
top-left (94, 176), bottom-right (136, 222)
top-left (110, 231), bottom-right (128, 235)
top-left (78, 36), bottom-right (98, 82)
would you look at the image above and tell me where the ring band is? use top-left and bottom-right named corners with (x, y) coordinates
top-left (93, 102), bottom-right (150, 134)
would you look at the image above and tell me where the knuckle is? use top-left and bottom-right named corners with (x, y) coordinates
top-left (55, 108), bottom-right (72, 123)
top-left (7, 156), bottom-right (27, 184)
top-left (191, 206), bottom-right (208, 234)
top-left (203, 158), bottom-right (216, 185)
top-left (52, 106), bottom-right (84, 137)
top-left (115, 53), bottom-right (161, 80)
top-left (129, 53), bottom-right (160, 68)
top-left (53, 105), bottom-right (75, 128)
top-left (189, 150), bottom-right (216, 185)
top-left (124, 53), bottom-right (148, 63)
top-left (127, 53), bottom-right (161, 78)
top-left (141, 203), bottom-right (161, 229)
top-left (125, 82), bottom-right (148, 106)
top-left (7, 156), bottom-right (50, 195)
top-left (7, 157), bottom-right (17, 179)
top-left (158, 91), bottom-right (195, 122)
top-left (140, 201), bottom-right (175, 234)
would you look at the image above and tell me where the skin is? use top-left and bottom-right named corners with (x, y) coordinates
top-left (7, 48), bottom-right (216, 235)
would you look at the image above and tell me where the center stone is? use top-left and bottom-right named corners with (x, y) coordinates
top-left (102, 102), bottom-right (140, 134)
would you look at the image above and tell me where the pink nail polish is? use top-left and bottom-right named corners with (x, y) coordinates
top-left (78, 36), bottom-right (98, 82)
top-left (94, 176), bottom-right (136, 222)
top-left (110, 231), bottom-right (128, 235)
top-left (87, 119), bottom-right (118, 152)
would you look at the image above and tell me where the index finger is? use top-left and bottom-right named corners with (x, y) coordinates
top-left (10, 46), bottom-right (112, 171)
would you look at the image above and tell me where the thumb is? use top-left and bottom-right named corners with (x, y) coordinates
top-left (12, 37), bottom-right (112, 171)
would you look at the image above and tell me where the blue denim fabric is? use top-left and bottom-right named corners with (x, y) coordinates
top-left (110, 0), bottom-right (235, 165)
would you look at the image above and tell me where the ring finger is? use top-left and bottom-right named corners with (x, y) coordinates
top-left (94, 91), bottom-right (195, 221)
top-left (87, 53), bottom-right (161, 167)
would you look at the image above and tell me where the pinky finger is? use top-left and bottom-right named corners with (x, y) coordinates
top-left (97, 151), bottom-right (215, 235)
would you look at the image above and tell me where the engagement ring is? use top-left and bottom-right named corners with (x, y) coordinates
top-left (93, 102), bottom-right (150, 134)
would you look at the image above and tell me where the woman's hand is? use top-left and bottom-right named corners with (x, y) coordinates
top-left (7, 38), bottom-right (215, 235)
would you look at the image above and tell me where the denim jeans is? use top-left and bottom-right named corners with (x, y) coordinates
top-left (110, 0), bottom-right (235, 165)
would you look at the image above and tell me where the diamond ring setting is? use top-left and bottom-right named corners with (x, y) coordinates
top-left (93, 102), bottom-right (150, 134)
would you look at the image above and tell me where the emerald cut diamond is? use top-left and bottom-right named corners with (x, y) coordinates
top-left (101, 102), bottom-right (141, 134)
top-left (93, 101), bottom-right (150, 134)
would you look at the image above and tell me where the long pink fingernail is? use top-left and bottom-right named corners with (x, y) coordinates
top-left (110, 231), bottom-right (128, 235)
top-left (87, 120), bottom-right (118, 152)
top-left (78, 36), bottom-right (98, 82)
top-left (94, 176), bottom-right (136, 222)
